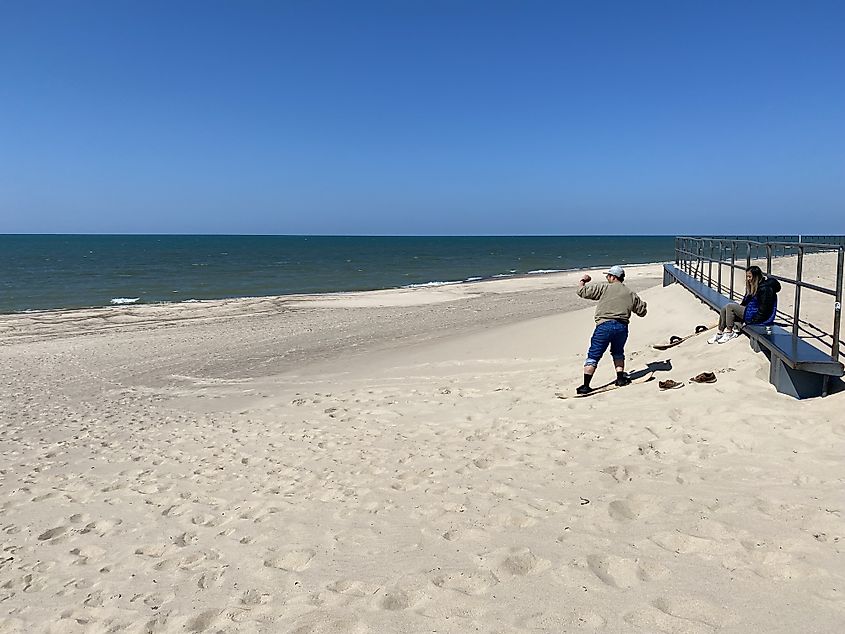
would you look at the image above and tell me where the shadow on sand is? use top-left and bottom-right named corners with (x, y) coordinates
top-left (628, 359), bottom-right (673, 381)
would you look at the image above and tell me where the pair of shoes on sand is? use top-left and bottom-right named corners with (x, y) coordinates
top-left (660, 371), bottom-right (718, 389)
top-left (658, 379), bottom-right (684, 390)
top-left (707, 331), bottom-right (740, 345)
top-left (690, 372), bottom-right (717, 384)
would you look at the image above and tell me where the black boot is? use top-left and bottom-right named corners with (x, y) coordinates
top-left (615, 371), bottom-right (631, 387)
top-left (577, 373), bottom-right (594, 394)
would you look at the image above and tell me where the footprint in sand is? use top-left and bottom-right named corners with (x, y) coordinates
top-left (624, 608), bottom-right (711, 633)
top-left (625, 596), bottom-right (725, 632)
top-left (191, 513), bottom-right (222, 527)
top-left (727, 548), bottom-right (814, 581)
top-left (21, 573), bottom-right (48, 593)
top-left (241, 588), bottom-right (271, 605)
top-left (37, 525), bottom-right (68, 541)
top-left (175, 549), bottom-right (221, 571)
top-left (523, 610), bottom-right (607, 629)
top-left (327, 579), bottom-right (382, 597)
top-left (600, 465), bottom-right (636, 483)
top-left (585, 554), bottom-right (668, 588)
top-left (441, 529), bottom-right (461, 541)
top-left (485, 547), bottom-right (550, 578)
top-left (431, 569), bottom-right (498, 596)
top-left (491, 512), bottom-right (538, 529)
top-left (418, 600), bottom-right (485, 621)
top-left (79, 518), bottom-right (123, 537)
top-left (607, 494), bottom-right (658, 521)
top-left (264, 548), bottom-right (316, 572)
top-left (288, 610), bottom-right (368, 634)
top-left (135, 543), bottom-right (175, 558)
top-left (82, 590), bottom-right (107, 608)
top-left (126, 591), bottom-right (175, 612)
top-left (650, 530), bottom-right (716, 555)
top-left (197, 567), bottom-right (226, 589)
top-left (182, 608), bottom-right (223, 632)
top-left (69, 545), bottom-right (107, 564)
top-left (174, 531), bottom-right (200, 547)
top-left (377, 588), bottom-right (424, 611)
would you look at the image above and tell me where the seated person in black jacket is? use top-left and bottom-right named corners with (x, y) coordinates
top-left (708, 265), bottom-right (781, 344)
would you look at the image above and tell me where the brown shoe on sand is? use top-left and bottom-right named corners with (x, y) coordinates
top-left (690, 372), bottom-right (717, 384)
top-left (658, 379), bottom-right (684, 390)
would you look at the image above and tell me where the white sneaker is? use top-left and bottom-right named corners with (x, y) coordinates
top-left (717, 332), bottom-right (739, 344)
top-left (707, 332), bottom-right (723, 344)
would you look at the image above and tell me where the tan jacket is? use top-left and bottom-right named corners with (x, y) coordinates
top-left (577, 281), bottom-right (647, 325)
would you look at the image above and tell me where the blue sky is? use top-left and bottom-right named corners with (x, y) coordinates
top-left (1, 0), bottom-right (843, 235)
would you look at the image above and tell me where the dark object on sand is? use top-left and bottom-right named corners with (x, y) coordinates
top-left (652, 325), bottom-right (711, 350)
top-left (658, 379), bottom-right (685, 390)
top-left (690, 372), bottom-right (717, 384)
top-left (558, 370), bottom-right (655, 399)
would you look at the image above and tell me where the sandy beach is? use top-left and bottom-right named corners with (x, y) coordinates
top-left (1, 263), bottom-right (843, 633)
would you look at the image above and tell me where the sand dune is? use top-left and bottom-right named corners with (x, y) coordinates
top-left (1, 265), bottom-right (843, 632)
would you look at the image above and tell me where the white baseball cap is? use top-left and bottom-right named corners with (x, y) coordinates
top-left (604, 265), bottom-right (625, 278)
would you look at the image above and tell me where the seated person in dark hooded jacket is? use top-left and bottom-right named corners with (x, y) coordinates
top-left (708, 265), bottom-right (781, 344)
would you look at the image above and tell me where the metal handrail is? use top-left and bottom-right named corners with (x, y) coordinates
top-left (706, 235), bottom-right (845, 248)
top-left (673, 236), bottom-right (844, 361)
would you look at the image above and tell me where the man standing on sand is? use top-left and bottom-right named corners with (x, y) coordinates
top-left (575, 265), bottom-right (647, 395)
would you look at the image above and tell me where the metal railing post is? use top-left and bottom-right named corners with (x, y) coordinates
top-left (730, 242), bottom-right (736, 300)
top-left (833, 247), bottom-right (843, 361)
top-left (697, 240), bottom-right (704, 284)
top-left (766, 243), bottom-right (772, 275)
top-left (793, 247), bottom-right (804, 338)
top-left (708, 241), bottom-right (714, 288)
top-left (717, 240), bottom-right (723, 293)
top-left (690, 239), bottom-right (695, 278)
top-left (684, 238), bottom-right (690, 274)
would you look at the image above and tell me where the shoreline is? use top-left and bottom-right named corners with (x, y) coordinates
top-left (0, 263), bottom-right (666, 347)
top-left (0, 265), bottom-right (666, 393)
top-left (2, 260), bottom-right (670, 317)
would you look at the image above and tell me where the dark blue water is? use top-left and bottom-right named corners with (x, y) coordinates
top-left (0, 235), bottom-right (675, 313)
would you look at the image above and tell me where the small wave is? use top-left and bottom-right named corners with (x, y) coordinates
top-left (465, 277), bottom-right (483, 282)
top-left (402, 280), bottom-right (463, 289)
top-left (110, 297), bottom-right (140, 305)
top-left (527, 269), bottom-right (565, 275)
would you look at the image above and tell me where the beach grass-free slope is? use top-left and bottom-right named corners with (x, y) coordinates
top-left (1, 264), bottom-right (843, 632)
